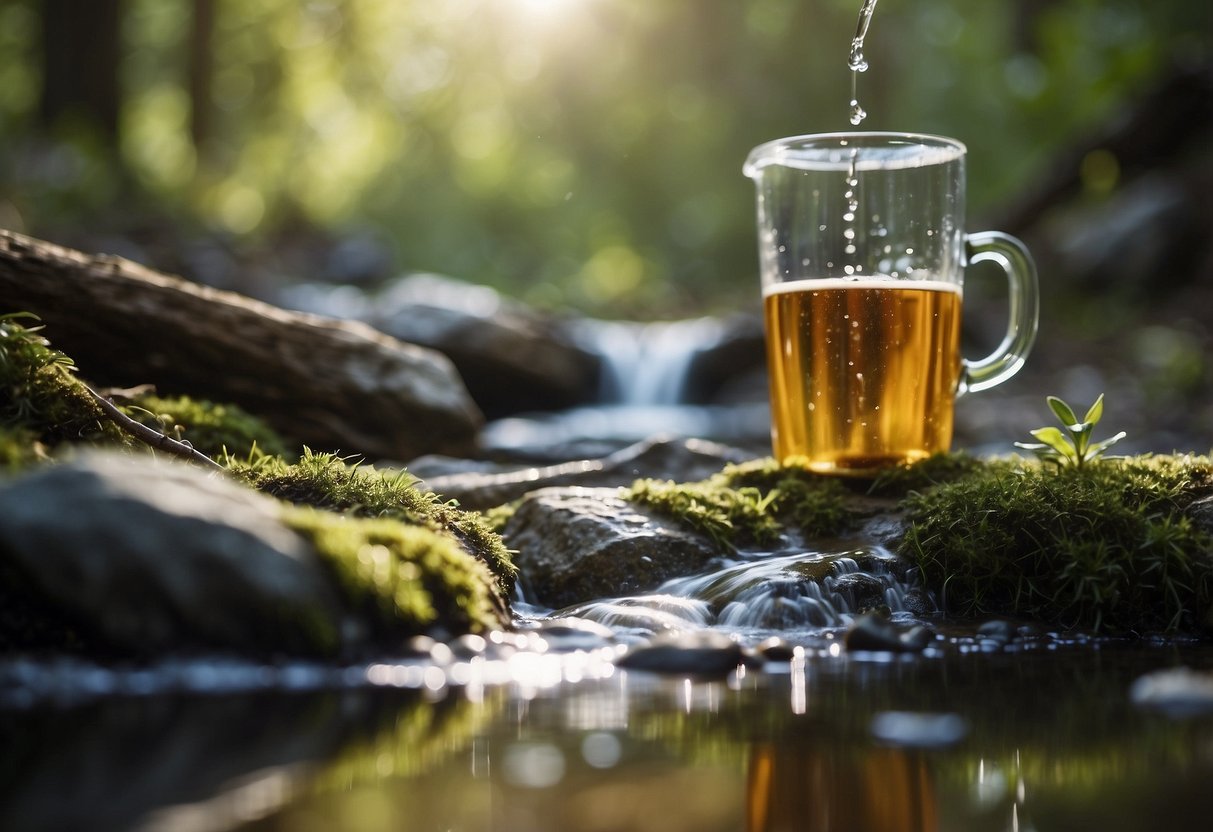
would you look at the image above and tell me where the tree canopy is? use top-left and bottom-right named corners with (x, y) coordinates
top-left (0, 0), bottom-right (1208, 316)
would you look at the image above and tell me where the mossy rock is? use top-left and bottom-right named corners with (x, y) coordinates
top-left (0, 313), bottom-right (127, 456)
top-left (286, 508), bottom-right (508, 641)
top-left (899, 454), bottom-right (1213, 633)
top-left (234, 450), bottom-right (517, 599)
top-left (123, 393), bottom-right (292, 461)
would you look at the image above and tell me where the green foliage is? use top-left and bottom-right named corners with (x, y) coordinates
top-left (4, 1), bottom-right (1208, 314)
top-left (0, 313), bottom-right (127, 453)
top-left (284, 507), bottom-right (507, 639)
top-left (125, 393), bottom-right (292, 461)
top-left (234, 449), bottom-right (516, 595)
top-left (625, 458), bottom-right (853, 548)
top-left (1015, 394), bottom-right (1126, 469)
top-left (899, 454), bottom-right (1213, 633)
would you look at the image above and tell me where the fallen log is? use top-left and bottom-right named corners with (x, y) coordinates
top-left (0, 229), bottom-right (482, 461)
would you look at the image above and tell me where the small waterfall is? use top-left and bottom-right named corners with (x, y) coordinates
top-left (580, 317), bottom-right (726, 405)
top-left (559, 547), bottom-right (921, 641)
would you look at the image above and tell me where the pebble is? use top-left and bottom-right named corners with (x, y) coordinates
top-left (616, 630), bottom-right (746, 677)
top-left (1130, 667), bottom-right (1213, 717)
top-left (844, 614), bottom-right (932, 653)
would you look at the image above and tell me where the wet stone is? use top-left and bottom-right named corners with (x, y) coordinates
top-left (1130, 667), bottom-right (1213, 718)
top-left (616, 630), bottom-right (747, 677)
top-left (831, 573), bottom-right (887, 612)
top-left (755, 636), bottom-right (801, 662)
top-left (843, 614), bottom-right (930, 654)
top-left (977, 619), bottom-right (1017, 645)
top-left (531, 617), bottom-right (618, 652)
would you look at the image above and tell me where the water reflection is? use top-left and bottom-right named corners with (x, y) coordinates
top-left (3, 645), bottom-right (1213, 831)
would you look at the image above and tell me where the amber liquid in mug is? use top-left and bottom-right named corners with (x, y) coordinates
top-left (763, 278), bottom-right (963, 474)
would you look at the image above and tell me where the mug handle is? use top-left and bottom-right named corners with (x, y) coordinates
top-left (959, 230), bottom-right (1039, 395)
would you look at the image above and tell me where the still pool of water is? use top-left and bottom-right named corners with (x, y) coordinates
top-left (3, 639), bottom-right (1212, 832)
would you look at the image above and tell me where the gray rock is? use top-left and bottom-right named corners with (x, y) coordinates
top-left (843, 613), bottom-right (930, 653)
top-left (1130, 667), bottom-right (1213, 718)
top-left (365, 274), bottom-right (602, 417)
top-left (417, 436), bottom-right (752, 511)
top-left (0, 453), bottom-right (345, 656)
top-left (501, 486), bottom-right (720, 609)
top-left (616, 630), bottom-right (746, 676)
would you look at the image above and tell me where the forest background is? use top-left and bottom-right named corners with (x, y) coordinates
top-left (0, 0), bottom-right (1209, 320)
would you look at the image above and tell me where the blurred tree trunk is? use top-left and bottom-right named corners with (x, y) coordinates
top-left (189, 0), bottom-right (216, 160)
top-left (38, 0), bottom-right (123, 147)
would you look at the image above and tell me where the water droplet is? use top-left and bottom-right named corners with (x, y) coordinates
top-left (849, 100), bottom-right (867, 126)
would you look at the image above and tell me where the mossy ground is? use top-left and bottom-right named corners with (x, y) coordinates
top-left (1, 314), bottom-right (515, 652)
top-left (624, 458), bottom-right (857, 548)
top-left (285, 508), bottom-right (507, 640)
top-left (0, 313), bottom-right (128, 453)
top-left (899, 454), bottom-right (1213, 633)
top-left (126, 393), bottom-right (291, 460)
top-left (233, 450), bottom-right (516, 597)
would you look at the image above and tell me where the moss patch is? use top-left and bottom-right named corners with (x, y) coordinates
top-left (285, 508), bottom-right (507, 639)
top-left (124, 393), bottom-right (292, 461)
top-left (625, 458), bottom-right (854, 548)
top-left (236, 450), bottom-right (516, 596)
top-left (899, 454), bottom-right (1213, 633)
top-left (0, 313), bottom-right (127, 455)
top-left (865, 451), bottom-right (987, 497)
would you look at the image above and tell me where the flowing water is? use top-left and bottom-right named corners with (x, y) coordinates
top-left (4, 538), bottom-right (1213, 831)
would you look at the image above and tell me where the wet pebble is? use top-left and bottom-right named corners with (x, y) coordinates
top-left (617, 630), bottom-right (746, 677)
top-left (976, 619), bottom-right (1017, 646)
top-left (844, 614), bottom-right (932, 653)
top-left (532, 617), bottom-right (617, 652)
top-left (754, 636), bottom-right (801, 662)
top-left (1130, 667), bottom-right (1213, 717)
top-left (902, 587), bottom-right (936, 616)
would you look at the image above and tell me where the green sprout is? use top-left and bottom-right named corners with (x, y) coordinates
top-left (1015, 394), bottom-right (1126, 469)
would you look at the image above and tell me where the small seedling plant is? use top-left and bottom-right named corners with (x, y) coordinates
top-left (1015, 394), bottom-right (1126, 469)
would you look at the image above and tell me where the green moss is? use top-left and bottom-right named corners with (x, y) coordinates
top-left (0, 424), bottom-right (47, 473)
top-left (899, 454), bottom-right (1213, 633)
top-left (625, 458), bottom-right (853, 548)
top-left (0, 313), bottom-right (127, 451)
top-left (124, 393), bottom-right (291, 461)
top-left (235, 449), bottom-right (516, 596)
top-left (285, 508), bottom-right (507, 638)
top-left (865, 451), bottom-right (988, 497)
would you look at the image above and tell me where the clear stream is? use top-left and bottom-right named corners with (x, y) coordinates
top-left (4, 540), bottom-right (1213, 831)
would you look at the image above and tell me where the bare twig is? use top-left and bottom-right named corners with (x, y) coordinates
top-left (84, 385), bottom-right (224, 472)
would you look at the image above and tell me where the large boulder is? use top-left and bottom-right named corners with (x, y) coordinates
top-left (0, 453), bottom-right (347, 656)
top-left (291, 273), bottom-right (604, 418)
top-left (500, 486), bottom-right (720, 609)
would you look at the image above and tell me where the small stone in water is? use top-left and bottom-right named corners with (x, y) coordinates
top-left (976, 619), bottom-right (1017, 645)
top-left (843, 613), bottom-right (929, 653)
top-left (755, 636), bottom-right (801, 662)
top-left (617, 630), bottom-right (745, 677)
top-left (1130, 667), bottom-right (1213, 718)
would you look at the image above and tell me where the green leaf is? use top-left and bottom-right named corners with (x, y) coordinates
top-left (1029, 426), bottom-right (1076, 459)
top-left (1047, 396), bottom-right (1078, 427)
top-left (1083, 394), bottom-right (1105, 426)
top-left (1085, 431), bottom-right (1127, 459)
top-left (1072, 421), bottom-right (1094, 457)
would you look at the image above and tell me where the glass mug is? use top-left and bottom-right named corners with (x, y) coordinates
top-left (743, 132), bottom-right (1038, 474)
